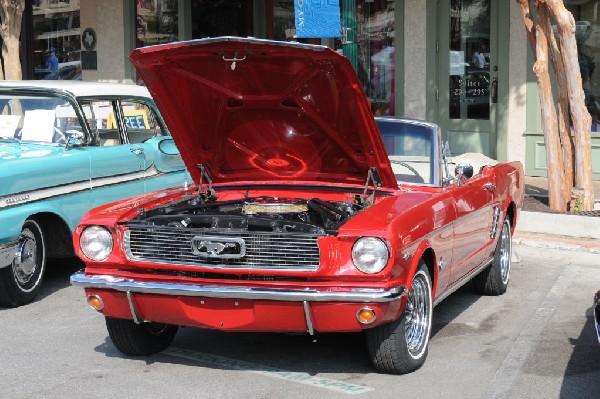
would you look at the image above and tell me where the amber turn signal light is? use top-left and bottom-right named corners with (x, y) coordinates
top-left (356, 307), bottom-right (376, 324)
top-left (87, 295), bottom-right (104, 311)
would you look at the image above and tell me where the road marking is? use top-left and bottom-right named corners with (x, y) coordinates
top-left (484, 265), bottom-right (579, 399)
top-left (164, 347), bottom-right (374, 395)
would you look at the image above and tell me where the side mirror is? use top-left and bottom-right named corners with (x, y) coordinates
top-left (64, 132), bottom-right (83, 151)
top-left (455, 162), bottom-right (474, 185)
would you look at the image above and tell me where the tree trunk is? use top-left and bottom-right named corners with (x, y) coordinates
top-left (538, 4), bottom-right (574, 206)
top-left (533, 24), bottom-right (566, 211)
top-left (543, 0), bottom-right (594, 210)
top-left (0, 0), bottom-right (25, 80)
top-left (518, 0), bottom-right (595, 212)
top-left (517, 0), bottom-right (566, 211)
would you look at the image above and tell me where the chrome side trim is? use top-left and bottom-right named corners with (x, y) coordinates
top-left (0, 238), bottom-right (19, 269)
top-left (433, 257), bottom-right (494, 306)
top-left (0, 165), bottom-right (162, 210)
top-left (70, 271), bottom-right (407, 303)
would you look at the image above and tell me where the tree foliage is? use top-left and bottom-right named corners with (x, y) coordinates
top-left (517, 0), bottom-right (594, 211)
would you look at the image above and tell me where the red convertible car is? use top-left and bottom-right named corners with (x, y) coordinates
top-left (71, 37), bottom-right (524, 374)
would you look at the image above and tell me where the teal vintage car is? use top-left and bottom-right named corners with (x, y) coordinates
top-left (0, 81), bottom-right (189, 307)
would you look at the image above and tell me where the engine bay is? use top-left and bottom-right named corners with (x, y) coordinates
top-left (126, 195), bottom-right (364, 235)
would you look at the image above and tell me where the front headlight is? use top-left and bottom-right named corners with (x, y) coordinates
top-left (80, 226), bottom-right (113, 261)
top-left (352, 237), bottom-right (389, 274)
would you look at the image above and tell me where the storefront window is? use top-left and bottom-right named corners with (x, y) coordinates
top-left (336, 1), bottom-right (395, 116)
top-left (136, 0), bottom-right (178, 48)
top-left (273, 0), bottom-right (295, 41)
top-left (191, 0), bottom-right (251, 39)
top-left (566, 1), bottom-right (600, 131)
top-left (32, 0), bottom-right (81, 80)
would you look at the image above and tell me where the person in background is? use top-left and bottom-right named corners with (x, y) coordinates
top-left (45, 48), bottom-right (59, 72)
top-left (472, 44), bottom-right (487, 69)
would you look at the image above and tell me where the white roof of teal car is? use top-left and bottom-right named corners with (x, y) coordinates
top-left (0, 80), bottom-right (152, 98)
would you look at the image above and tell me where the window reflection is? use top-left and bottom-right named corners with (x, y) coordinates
top-left (357, 0), bottom-right (395, 116)
top-left (136, 0), bottom-right (178, 48)
top-left (566, 2), bottom-right (600, 131)
top-left (449, 0), bottom-right (491, 121)
top-left (32, 0), bottom-right (81, 80)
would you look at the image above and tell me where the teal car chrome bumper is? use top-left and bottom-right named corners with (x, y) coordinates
top-left (0, 238), bottom-right (18, 269)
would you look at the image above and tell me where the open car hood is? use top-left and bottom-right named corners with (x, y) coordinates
top-left (130, 37), bottom-right (397, 189)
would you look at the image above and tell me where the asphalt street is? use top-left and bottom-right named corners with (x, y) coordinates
top-left (1, 244), bottom-right (599, 399)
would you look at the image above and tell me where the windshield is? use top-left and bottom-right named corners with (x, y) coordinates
top-left (0, 94), bottom-right (83, 145)
top-left (376, 119), bottom-right (436, 185)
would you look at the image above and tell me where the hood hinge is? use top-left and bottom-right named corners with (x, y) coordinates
top-left (197, 164), bottom-right (217, 202)
top-left (361, 167), bottom-right (382, 207)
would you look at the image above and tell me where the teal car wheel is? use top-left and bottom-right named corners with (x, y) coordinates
top-left (0, 220), bottom-right (47, 307)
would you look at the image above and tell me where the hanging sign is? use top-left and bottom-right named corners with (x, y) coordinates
top-left (294, 0), bottom-right (341, 38)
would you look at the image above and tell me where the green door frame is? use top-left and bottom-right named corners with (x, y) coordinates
top-left (425, 0), bottom-right (510, 162)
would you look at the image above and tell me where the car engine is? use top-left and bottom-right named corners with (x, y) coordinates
top-left (127, 195), bottom-right (363, 235)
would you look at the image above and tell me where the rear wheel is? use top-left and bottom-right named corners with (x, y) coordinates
top-left (366, 262), bottom-right (432, 374)
top-left (0, 220), bottom-right (46, 307)
top-left (105, 316), bottom-right (178, 356)
top-left (473, 217), bottom-right (512, 296)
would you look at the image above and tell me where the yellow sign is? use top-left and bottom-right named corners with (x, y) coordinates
top-left (106, 110), bottom-right (149, 129)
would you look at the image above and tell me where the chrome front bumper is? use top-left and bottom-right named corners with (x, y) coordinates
top-left (0, 239), bottom-right (18, 269)
top-left (70, 270), bottom-right (408, 303)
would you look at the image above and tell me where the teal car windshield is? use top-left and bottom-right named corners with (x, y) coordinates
top-left (0, 94), bottom-right (83, 145)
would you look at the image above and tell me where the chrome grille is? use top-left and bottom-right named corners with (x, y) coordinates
top-left (124, 226), bottom-right (322, 271)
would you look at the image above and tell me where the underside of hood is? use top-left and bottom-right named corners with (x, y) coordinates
top-left (130, 37), bottom-right (397, 189)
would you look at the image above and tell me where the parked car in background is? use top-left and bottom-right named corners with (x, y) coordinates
top-left (595, 290), bottom-right (600, 344)
top-left (71, 37), bottom-right (524, 374)
top-left (0, 81), bottom-right (189, 307)
top-left (42, 62), bottom-right (82, 81)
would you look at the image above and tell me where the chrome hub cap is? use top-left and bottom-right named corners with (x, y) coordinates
top-left (499, 221), bottom-right (511, 285)
top-left (13, 231), bottom-right (37, 286)
top-left (404, 273), bottom-right (431, 356)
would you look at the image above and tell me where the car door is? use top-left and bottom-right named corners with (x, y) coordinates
top-left (448, 169), bottom-right (496, 285)
top-left (118, 99), bottom-right (189, 193)
top-left (79, 99), bottom-right (147, 208)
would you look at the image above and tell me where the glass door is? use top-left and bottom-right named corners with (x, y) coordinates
top-left (438, 0), bottom-right (498, 157)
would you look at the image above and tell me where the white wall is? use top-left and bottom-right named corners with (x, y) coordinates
top-left (80, 0), bottom-right (128, 82)
top-left (403, 0), bottom-right (427, 120)
top-left (507, 1), bottom-right (528, 165)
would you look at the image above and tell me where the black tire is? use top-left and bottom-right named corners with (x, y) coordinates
top-left (473, 218), bottom-right (512, 296)
top-left (366, 262), bottom-right (433, 374)
top-left (105, 316), bottom-right (178, 356)
top-left (0, 219), bottom-right (46, 307)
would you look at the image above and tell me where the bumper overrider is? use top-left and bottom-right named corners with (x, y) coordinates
top-left (70, 270), bottom-right (408, 333)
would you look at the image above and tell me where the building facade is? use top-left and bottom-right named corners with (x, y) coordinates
top-left (19, 0), bottom-right (600, 178)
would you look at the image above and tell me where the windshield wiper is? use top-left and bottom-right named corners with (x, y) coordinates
top-left (0, 136), bottom-right (20, 143)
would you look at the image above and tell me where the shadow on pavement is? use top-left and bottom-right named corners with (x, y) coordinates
top-left (560, 307), bottom-right (600, 398)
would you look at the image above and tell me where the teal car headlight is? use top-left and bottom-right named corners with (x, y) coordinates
top-left (80, 226), bottom-right (113, 261)
top-left (352, 237), bottom-right (389, 274)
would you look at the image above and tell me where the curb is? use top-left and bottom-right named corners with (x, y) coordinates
top-left (513, 235), bottom-right (600, 255)
top-left (516, 210), bottom-right (600, 240)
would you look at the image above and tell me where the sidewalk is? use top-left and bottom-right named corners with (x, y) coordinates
top-left (515, 176), bottom-right (600, 253)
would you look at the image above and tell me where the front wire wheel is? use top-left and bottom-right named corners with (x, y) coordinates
top-left (367, 262), bottom-right (433, 374)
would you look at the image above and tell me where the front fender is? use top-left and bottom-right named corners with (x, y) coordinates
top-left (0, 190), bottom-right (90, 243)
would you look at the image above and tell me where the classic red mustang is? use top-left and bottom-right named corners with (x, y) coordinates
top-left (71, 37), bottom-right (524, 374)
